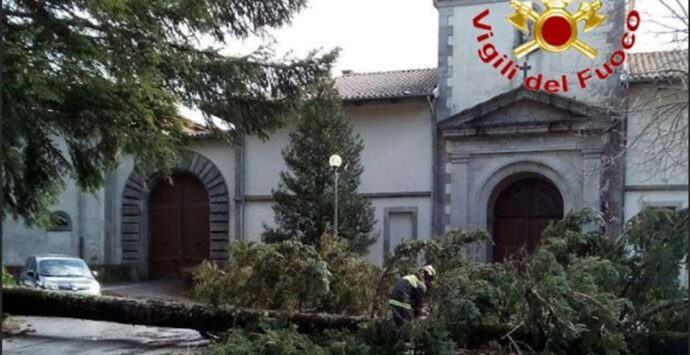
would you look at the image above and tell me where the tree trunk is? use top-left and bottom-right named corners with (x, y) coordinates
top-left (3, 288), bottom-right (365, 333)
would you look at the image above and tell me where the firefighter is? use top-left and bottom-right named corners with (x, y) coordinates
top-left (388, 265), bottom-right (436, 327)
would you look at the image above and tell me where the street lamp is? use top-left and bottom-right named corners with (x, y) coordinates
top-left (329, 154), bottom-right (342, 237)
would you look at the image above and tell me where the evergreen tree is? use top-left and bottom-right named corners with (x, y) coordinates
top-left (264, 82), bottom-right (376, 254)
top-left (2, 0), bottom-right (334, 224)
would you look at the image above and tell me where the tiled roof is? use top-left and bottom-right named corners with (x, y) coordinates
top-left (333, 51), bottom-right (687, 100)
top-left (182, 51), bottom-right (683, 138)
top-left (627, 50), bottom-right (688, 82)
top-left (335, 68), bottom-right (437, 101)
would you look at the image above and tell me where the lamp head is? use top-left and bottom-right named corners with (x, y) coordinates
top-left (329, 154), bottom-right (343, 168)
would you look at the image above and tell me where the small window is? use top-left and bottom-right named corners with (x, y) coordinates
top-left (47, 211), bottom-right (72, 232)
top-left (383, 207), bottom-right (418, 259)
top-left (641, 201), bottom-right (684, 212)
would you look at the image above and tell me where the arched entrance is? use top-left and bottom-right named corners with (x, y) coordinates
top-left (149, 174), bottom-right (210, 277)
top-left (491, 177), bottom-right (563, 262)
top-left (120, 150), bottom-right (229, 279)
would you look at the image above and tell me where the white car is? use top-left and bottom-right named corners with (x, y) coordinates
top-left (19, 254), bottom-right (101, 296)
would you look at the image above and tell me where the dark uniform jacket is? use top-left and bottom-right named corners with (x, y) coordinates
top-left (388, 274), bottom-right (427, 316)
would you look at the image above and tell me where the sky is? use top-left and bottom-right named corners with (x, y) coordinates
top-left (224, 0), bottom-right (439, 74)
top-left (634, 0), bottom-right (689, 51)
top-left (228, 0), bottom-right (688, 74)
top-left (183, 0), bottom-right (688, 122)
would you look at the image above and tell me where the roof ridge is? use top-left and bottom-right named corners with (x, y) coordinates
top-left (338, 67), bottom-right (437, 77)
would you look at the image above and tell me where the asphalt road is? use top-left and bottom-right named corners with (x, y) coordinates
top-left (3, 316), bottom-right (209, 355)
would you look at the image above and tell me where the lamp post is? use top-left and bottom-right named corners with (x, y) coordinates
top-left (329, 154), bottom-right (342, 237)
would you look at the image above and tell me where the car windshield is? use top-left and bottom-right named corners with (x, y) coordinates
top-left (38, 259), bottom-right (91, 278)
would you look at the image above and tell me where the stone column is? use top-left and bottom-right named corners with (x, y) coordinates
top-left (104, 172), bottom-right (118, 265)
top-left (79, 189), bottom-right (105, 264)
top-left (582, 148), bottom-right (603, 212)
top-left (448, 152), bottom-right (484, 261)
top-left (448, 152), bottom-right (470, 229)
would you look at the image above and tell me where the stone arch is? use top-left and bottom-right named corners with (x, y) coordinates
top-left (473, 160), bottom-right (577, 225)
top-left (486, 171), bottom-right (566, 228)
top-left (487, 174), bottom-right (564, 262)
top-left (120, 151), bottom-right (229, 279)
top-left (469, 159), bottom-right (579, 262)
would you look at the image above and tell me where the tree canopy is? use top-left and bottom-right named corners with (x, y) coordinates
top-left (2, 0), bottom-right (335, 224)
top-left (195, 207), bottom-right (688, 354)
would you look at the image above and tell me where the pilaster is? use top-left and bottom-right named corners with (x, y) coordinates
top-left (582, 148), bottom-right (604, 212)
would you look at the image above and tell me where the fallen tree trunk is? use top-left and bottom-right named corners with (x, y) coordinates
top-left (3, 288), bottom-right (366, 334)
top-left (2, 288), bottom-right (538, 345)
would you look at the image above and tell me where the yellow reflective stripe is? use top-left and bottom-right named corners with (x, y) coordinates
top-left (403, 275), bottom-right (420, 288)
top-left (422, 265), bottom-right (436, 276)
top-left (389, 299), bottom-right (412, 310)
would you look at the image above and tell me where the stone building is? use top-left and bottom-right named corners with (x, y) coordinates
top-left (3, 1), bottom-right (687, 280)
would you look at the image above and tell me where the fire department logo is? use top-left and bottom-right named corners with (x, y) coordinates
top-left (507, 0), bottom-right (607, 59)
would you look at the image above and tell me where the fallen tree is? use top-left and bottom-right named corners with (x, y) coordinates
top-left (3, 287), bottom-right (524, 339)
top-left (6, 208), bottom-right (687, 354)
top-left (3, 288), bottom-right (366, 334)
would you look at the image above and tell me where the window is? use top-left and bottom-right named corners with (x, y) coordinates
top-left (640, 201), bottom-right (684, 212)
top-left (383, 207), bottom-right (418, 259)
top-left (47, 211), bottom-right (72, 232)
top-left (38, 258), bottom-right (91, 277)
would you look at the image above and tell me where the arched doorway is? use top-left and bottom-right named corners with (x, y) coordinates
top-left (121, 151), bottom-right (229, 279)
top-left (491, 177), bottom-right (563, 262)
top-left (149, 174), bottom-right (210, 278)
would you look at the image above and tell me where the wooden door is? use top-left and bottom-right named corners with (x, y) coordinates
top-left (149, 174), bottom-right (210, 278)
top-left (492, 178), bottom-right (563, 262)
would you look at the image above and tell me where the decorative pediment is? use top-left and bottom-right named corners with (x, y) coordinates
top-left (439, 88), bottom-right (620, 136)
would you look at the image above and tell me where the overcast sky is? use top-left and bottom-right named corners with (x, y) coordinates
top-left (184, 0), bottom-right (688, 121)
top-left (229, 0), bottom-right (688, 74)
top-left (220, 0), bottom-right (438, 74)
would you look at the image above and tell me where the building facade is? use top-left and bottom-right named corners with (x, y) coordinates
top-left (3, 1), bottom-right (687, 279)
